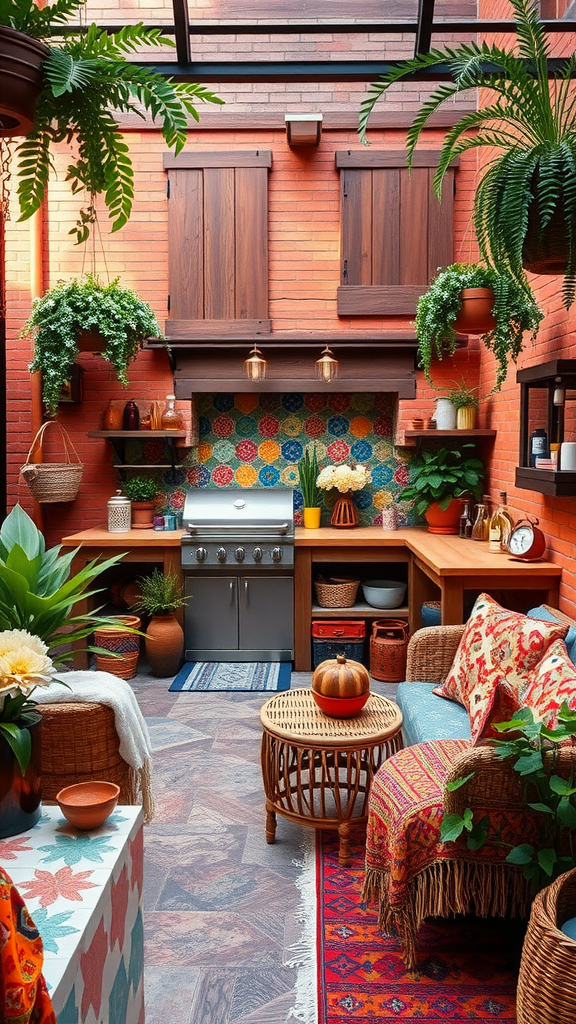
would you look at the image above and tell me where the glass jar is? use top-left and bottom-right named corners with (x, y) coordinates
top-left (471, 503), bottom-right (488, 541)
top-left (103, 399), bottom-right (123, 431)
top-left (161, 394), bottom-right (183, 430)
top-left (107, 490), bottom-right (131, 533)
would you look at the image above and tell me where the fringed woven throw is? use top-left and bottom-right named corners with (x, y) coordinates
top-left (35, 670), bottom-right (155, 823)
top-left (362, 739), bottom-right (532, 968)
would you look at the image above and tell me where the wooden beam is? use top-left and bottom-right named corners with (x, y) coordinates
top-left (172, 0), bottom-right (191, 65)
top-left (415, 0), bottom-right (435, 55)
top-left (164, 151), bottom-right (272, 169)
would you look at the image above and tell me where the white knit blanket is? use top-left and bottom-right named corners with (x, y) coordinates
top-left (35, 670), bottom-right (154, 822)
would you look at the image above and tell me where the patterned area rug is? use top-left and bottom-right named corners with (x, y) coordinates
top-left (169, 661), bottom-right (292, 692)
top-left (318, 831), bottom-right (522, 1023)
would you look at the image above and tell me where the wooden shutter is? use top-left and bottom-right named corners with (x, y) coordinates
top-left (164, 151), bottom-right (272, 338)
top-left (336, 150), bottom-right (456, 316)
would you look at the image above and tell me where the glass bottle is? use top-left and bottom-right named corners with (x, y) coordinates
top-left (161, 394), bottom-right (183, 430)
top-left (123, 399), bottom-right (139, 430)
top-left (488, 491), bottom-right (515, 553)
top-left (459, 501), bottom-right (472, 539)
top-left (471, 502), bottom-right (488, 541)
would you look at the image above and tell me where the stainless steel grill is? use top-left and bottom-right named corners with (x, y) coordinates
top-left (181, 487), bottom-right (294, 662)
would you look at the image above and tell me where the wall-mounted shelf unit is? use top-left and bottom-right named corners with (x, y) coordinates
top-left (88, 430), bottom-right (187, 476)
top-left (403, 428), bottom-right (496, 447)
top-left (516, 360), bottom-right (576, 496)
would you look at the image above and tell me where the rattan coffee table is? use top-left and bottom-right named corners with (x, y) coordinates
top-left (260, 688), bottom-right (403, 865)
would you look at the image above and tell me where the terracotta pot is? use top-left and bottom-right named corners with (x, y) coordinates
top-left (145, 614), bottom-right (184, 677)
top-left (330, 492), bottom-right (358, 528)
top-left (453, 288), bottom-right (496, 335)
top-left (0, 28), bottom-right (48, 137)
top-left (522, 197), bottom-right (569, 275)
top-left (303, 507), bottom-right (321, 529)
top-left (0, 715), bottom-right (42, 838)
top-left (456, 405), bottom-right (477, 430)
top-left (76, 329), bottom-right (107, 353)
top-left (131, 501), bottom-right (154, 529)
top-left (424, 498), bottom-right (463, 535)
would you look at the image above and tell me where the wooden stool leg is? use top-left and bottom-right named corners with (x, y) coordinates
top-left (338, 821), bottom-right (353, 866)
top-left (265, 801), bottom-right (277, 844)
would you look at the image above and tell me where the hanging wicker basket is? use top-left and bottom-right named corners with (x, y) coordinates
top-left (19, 421), bottom-right (84, 503)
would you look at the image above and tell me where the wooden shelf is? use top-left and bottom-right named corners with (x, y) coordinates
top-left (112, 464), bottom-right (177, 470)
top-left (312, 603), bottom-right (409, 618)
top-left (89, 430), bottom-right (188, 476)
top-left (516, 466), bottom-right (576, 496)
top-left (404, 428), bottom-right (497, 440)
top-left (89, 430), bottom-right (186, 439)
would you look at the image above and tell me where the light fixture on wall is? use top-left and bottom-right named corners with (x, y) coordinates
top-left (244, 345), bottom-right (267, 382)
top-left (315, 345), bottom-right (339, 383)
top-left (285, 113), bottom-right (323, 147)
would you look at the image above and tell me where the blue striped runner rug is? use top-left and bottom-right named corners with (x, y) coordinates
top-left (169, 661), bottom-right (292, 692)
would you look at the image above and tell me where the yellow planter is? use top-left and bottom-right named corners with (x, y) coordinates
top-left (303, 507), bottom-right (322, 529)
top-left (456, 405), bottom-right (477, 430)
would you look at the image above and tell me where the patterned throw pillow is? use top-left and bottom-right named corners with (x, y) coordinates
top-left (468, 676), bottom-right (521, 746)
top-left (436, 594), bottom-right (569, 742)
top-left (521, 638), bottom-right (576, 736)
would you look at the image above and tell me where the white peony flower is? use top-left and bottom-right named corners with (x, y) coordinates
top-left (0, 629), bottom-right (56, 698)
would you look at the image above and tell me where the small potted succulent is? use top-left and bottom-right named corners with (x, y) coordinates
top-left (414, 264), bottom-right (543, 394)
top-left (298, 443), bottom-right (321, 528)
top-left (24, 275), bottom-right (162, 417)
top-left (401, 444), bottom-right (484, 534)
top-left (130, 569), bottom-right (186, 677)
top-left (123, 476), bottom-right (159, 529)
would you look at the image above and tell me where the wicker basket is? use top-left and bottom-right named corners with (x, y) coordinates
top-left (39, 702), bottom-right (132, 803)
top-left (517, 867), bottom-right (576, 1024)
top-left (314, 576), bottom-right (360, 608)
top-left (94, 615), bottom-right (141, 680)
top-left (20, 421), bottom-right (84, 503)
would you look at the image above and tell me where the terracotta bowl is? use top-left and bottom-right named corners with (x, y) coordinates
top-left (312, 690), bottom-right (369, 719)
top-left (56, 781), bottom-right (120, 830)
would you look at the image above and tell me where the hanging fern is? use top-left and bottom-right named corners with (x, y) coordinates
top-left (359, 0), bottom-right (576, 307)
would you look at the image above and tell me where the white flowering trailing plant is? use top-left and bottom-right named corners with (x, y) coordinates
top-left (24, 274), bottom-right (161, 417)
top-left (0, 503), bottom-right (129, 772)
top-left (316, 464), bottom-right (371, 494)
top-left (414, 263), bottom-right (542, 394)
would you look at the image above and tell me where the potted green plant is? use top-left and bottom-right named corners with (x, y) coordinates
top-left (123, 475), bottom-right (158, 529)
top-left (446, 380), bottom-right (480, 430)
top-left (413, 264), bottom-right (543, 394)
top-left (0, 0), bottom-right (222, 240)
top-left (24, 275), bottom-right (161, 417)
top-left (130, 568), bottom-right (186, 677)
top-left (359, 0), bottom-right (576, 307)
top-left (401, 443), bottom-right (484, 534)
top-left (298, 443), bottom-right (321, 528)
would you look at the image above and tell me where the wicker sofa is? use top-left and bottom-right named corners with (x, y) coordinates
top-left (362, 603), bottom-right (576, 967)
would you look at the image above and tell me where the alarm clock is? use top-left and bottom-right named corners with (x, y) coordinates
top-left (508, 517), bottom-right (546, 561)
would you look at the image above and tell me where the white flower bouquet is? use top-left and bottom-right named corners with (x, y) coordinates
top-left (316, 464), bottom-right (371, 494)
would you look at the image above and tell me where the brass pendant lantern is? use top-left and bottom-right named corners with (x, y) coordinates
top-left (315, 345), bottom-right (339, 382)
top-left (244, 345), bottom-right (267, 381)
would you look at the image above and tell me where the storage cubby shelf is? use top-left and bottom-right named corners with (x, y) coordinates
top-left (515, 466), bottom-right (576, 497)
top-left (312, 604), bottom-right (409, 618)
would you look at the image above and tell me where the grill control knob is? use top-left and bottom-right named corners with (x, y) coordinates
top-left (195, 547), bottom-right (207, 562)
top-left (272, 547), bottom-right (283, 563)
top-left (234, 547), bottom-right (245, 562)
top-left (253, 547), bottom-right (263, 562)
top-left (217, 547), bottom-right (227, 563)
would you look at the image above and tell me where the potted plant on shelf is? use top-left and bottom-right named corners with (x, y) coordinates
top-left (130, 568), bottom-right (186, 677)
top-left (316, 463), bottom-right (371, 528)
top-left (413, 263), bottom-right (542, 394)
top-left (446, 381), bottom-right (480, 430)
top-left (0, 0), bottom-right (222, 240)
top-left (359, 0), bottom-right (576, 307)
top-left (298, 443), bottom-right (321, 528)
top-left (24, 275), bottom-right (161, 417)
top-left (401, 444), bottom-right (484, 534)
top-left (123, 476), bottom-right (159, 529)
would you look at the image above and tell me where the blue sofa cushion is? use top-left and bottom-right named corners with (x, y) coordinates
top-left (527, 606), bottom-right (576, 665)
top-left (396, 681), bottom-right (471, 746)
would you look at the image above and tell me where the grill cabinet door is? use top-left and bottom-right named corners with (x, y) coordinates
top-left (185, 576), bottom-right (238, 652)
top-left (238, 576), bottom-right (294, 653)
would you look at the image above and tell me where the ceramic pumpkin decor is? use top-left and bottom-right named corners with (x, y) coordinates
top-left (312, 654), bottom-right (370, 717)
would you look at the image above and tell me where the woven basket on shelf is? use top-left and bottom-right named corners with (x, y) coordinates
top-left (314, 576), bottom-right (360, 608)
top-left (38, 702), bottom-right (132, 803)
top-left (516, 866), bottom-right (576, 1024)
top-left (94, 615), bottom-right (141, 680)
top-left (19, 420), bottom-right (84, 503)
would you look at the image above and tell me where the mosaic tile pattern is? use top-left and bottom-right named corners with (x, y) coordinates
top-left (151, 393), bottom-right (416, 527)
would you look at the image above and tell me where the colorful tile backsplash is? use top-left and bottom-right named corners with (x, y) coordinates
top-left (149, 392), bottom-right (416, 527)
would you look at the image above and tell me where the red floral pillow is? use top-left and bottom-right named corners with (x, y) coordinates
top-left (468, 676), bottom-right (521, 746)
top-left (521, 639), bottom-right (576, 736)
top-left (437, 593), bottom-right (568, 714)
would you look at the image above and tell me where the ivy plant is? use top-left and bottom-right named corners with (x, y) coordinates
top-left (441, 704), bottom-right (576, 892)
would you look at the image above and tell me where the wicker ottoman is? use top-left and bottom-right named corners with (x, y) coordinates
top-left (39, 702), bottom-right (132, 803)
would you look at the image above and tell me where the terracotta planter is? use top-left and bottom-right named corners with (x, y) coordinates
top-left (424, 498), bottom-right (463, 535)
top-left (453, 288), bottom-right (497, 335)
top-left (131, 501), bottom-right (154, 529)
top-left (145, 614), bottom-right (184, 677)
top-left (0, 715), bottom-right (42, 838)
top-left (0, 28), bottom-right (48, 137)
top-left (456, 405), bottom-right (477, 430)
top-left (303, 507), bottom-right (321, 529)
top-left (76, 330), bottom-right (107, 354)
top-left (330, 492), bottom-right (358, 528)
top-left (522, 197), bottom-right (569, 275)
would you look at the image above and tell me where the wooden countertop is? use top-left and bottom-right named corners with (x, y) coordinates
top-left (62, 527), bottom-right (185, 547)
top-left (295, 526), bottom-right (562, 579)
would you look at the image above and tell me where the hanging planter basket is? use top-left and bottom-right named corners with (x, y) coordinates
top-left (522, 199), bottom-right (570, 276)
top-left (0, 27), bottom-right (48, 137)
top-left (19, 421), bottom-right (84, 503)
top-left (76, 329), bottom-right (107, 354)
top-left (453, 288), bottom-right (497, 335)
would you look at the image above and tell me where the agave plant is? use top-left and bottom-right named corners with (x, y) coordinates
top-left (0, 0), bottom-right (223, 241)
top-left (359, 0), bottom-right (576, 307)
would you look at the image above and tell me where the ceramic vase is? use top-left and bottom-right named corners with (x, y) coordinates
top-left (434, 398), bottom-right (457, 431)
top-left (0, 715), bottom-right (42, 839)
top-left (456, 405), bottom-right (477, 430)
top-left (103, 400), bottom-right (124, 431)
top-left (303, 507), bottom-right (321, 529)
top-left (330, 492), bottom-right (358, 528)
top-left (145, 614), bottom-right (184, 677)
